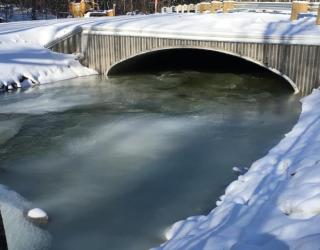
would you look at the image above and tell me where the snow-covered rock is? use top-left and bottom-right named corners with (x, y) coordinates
top-left (27, 208), bottom-right (49, 224)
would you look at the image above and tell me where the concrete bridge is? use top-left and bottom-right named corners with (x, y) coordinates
top-left (48, 13), bottom-right (320, 96)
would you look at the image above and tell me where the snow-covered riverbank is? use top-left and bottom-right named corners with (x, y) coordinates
top-left (0, 18), bottom-right (100, 90)
top-left (155, 89), bottom-right (320, 250)
top-left (0, 12), bottom-right (320, 250)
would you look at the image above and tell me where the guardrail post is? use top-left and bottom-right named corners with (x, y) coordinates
top-left (0, 210), bottom-right (8, 250)
top-left (107, 9), bottom-right (115, 16)
top-left (223, 1), bottom-right (235, 13)
top-left (317, 6), bottom-right (320, 25)
top-left (291, 1), bottom-right (309, 21)
top-left (188, 4), bottom-right (195, 13)
top-left (176, 4), bottom-right (182, 13)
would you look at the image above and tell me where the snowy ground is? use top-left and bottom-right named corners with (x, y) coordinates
top-left (0, 12), bottom-right (320, 250)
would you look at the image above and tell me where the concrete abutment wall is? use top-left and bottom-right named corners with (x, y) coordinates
top-left (49, 30), bottom-right (320, 96)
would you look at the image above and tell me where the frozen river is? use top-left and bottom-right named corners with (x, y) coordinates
top-left (0, 71), bottom-right (300, 250)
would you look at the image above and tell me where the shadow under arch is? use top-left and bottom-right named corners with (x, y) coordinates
top-left (106, 47), bottom-right (298, 94)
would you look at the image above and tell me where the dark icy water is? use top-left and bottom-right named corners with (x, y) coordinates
top-left (0, 72), bottom-right (301, 250)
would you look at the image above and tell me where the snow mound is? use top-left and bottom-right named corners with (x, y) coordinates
top-left (0, 45), bottom-right (96, 90)
top-left (0, 18), bottom-right (100, 90)
top-left (27, 208), bottom-right (48, 220)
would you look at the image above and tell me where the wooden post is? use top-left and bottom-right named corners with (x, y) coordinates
top-left (291, 1), bottom-right (309, 21)
top-left (183, 4), bottom-right (188, 13)
top-left (223, 1), bottom-right (235, 13)
top-left (107, 9), bottom-right (115, 16)
top-left (80, 0), bottom-right (87, 17)
top-left (317, 6), bottom-right (320, 25)
top-left (113, 4), bottom-right (116, 16)
top-left (211, 1), bottom-right (222, 13)
top-left (199, 2), bottom-right (211, 13)
top-left (188, 4), bottom-right (195, 13)
top-left (0, 211), bottom-right (8, 250)
top-left (176, 4), bottom-right (182, 13)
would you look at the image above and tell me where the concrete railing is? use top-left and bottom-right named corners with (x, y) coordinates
top-left (45, 27), bottom-right (83, 52)
top-left (235, 1), bottom-right (319, 11)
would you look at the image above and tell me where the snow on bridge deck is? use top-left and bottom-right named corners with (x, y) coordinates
top-left (79, 12), bottom-right (320, 45)
top-left (1, 12), bottom-right (320, 45)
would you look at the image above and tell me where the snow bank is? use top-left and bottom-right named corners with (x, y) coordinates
top-left (0, 185), bottom-right (51, 250)
top-left (0, 44), bottom-right (96, 89)
top-left (0, 18), bottom-right (101, 90)
top-left (154, 89), bottom-right (320, 249)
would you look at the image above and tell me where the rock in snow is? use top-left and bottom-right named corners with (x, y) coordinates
top-left (27, 208), bottom-right (49, 224)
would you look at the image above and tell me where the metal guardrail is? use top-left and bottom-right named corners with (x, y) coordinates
top-left (235, 1), bottom-right (319, 11)
top-left (235, 2), bottom-right (292, 10)
top-left (45, 26), bottom-right (83, 49)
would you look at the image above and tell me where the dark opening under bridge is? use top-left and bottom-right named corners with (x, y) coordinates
top-left (48, 13), bottom-right (320, 96)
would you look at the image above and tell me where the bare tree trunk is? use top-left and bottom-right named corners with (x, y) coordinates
top-left (31, 0), bottom-right (36, 20)
top-left (44, 0), bottom-right (47, 19)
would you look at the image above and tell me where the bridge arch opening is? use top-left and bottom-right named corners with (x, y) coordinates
top-left (107, 48), bottom-right (298, 93)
